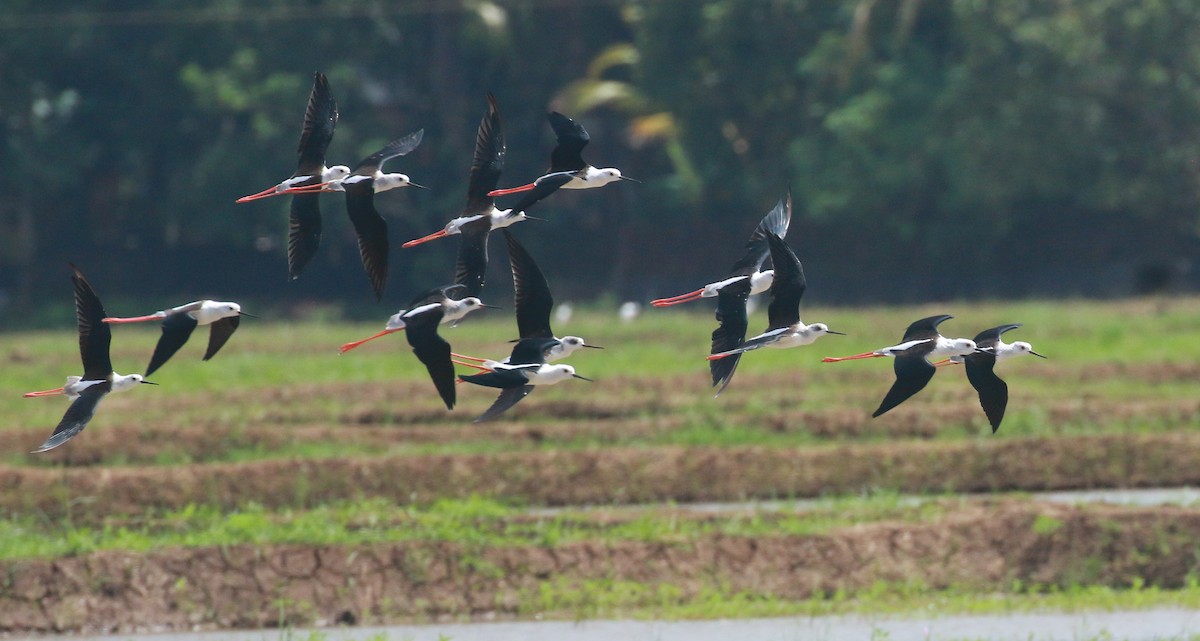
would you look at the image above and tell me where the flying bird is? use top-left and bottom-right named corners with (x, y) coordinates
top-left (398, 288), bottom-right (464, 410)
top-left (287, 129), bottom-right (425, 300)
top-left (822, 314), bottom-right (978, 417)
top-left (706, 233), bottom-right (843, 388)
top-left (103, 300), bottom-right (251, 376)
top-left (452, 230), bottom-right (601, 366)
top-left (457, 337), bottom-right (592, 423)
top-left (486, 110), bottom-right (634, 213)
top-left (651, 192), bottom-right (792, 395)
top-left (24, 264), bottom-right (157, 453)
top-left (338, 284), bottom-right (495, 353)
top-left (402, 93), bottom-right (527, 297)
top-left (939, 323), bottom-right (1046, 432)
top-left (235, 72), bottom-right (347, 279)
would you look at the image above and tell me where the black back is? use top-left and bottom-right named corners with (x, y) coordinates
top-left (972, 323), bottom-right (1022, 350)
top-left (408, 283), bottom-right (467, 308)
top-left (464, 93), bottom-right (505, 215)
top-left (509, 337), bottom-right (560, 366)
top-left (546, 111), bottom-right (589, 172)
top-left (727, 190), bottom-right (793, 277)
top-left (709, 279), bottom-right (752, 396)
top-left (145, 311), bottom-right (199, 377)
top-left (70, 264), bottom-right (112, 380)
top-left (403, 307), bottom-right (456, 410)
top-left (294, 71), bottom-right (338, 176)
top-left (504, 230), bottom-right (554, 339)
top-left (763, 232), bottom-right (806, 331)
top-left (344, 180), bottom-right (390, 300)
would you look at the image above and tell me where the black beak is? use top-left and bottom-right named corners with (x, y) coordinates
top-left (140, 380), bottom-right (159, 385)
top-left (409, 181), bottom-right (428, 189)
top-left (1031, 351), bottom-right (1048, 359)
top-left (582, 344), bottom-right (605, 349)
top-left (572, 374), bottom-right (594, 382)
top-left (239, 311), bottom-right (257, 318)
top-left (618, 175), bottom-right (641, 183)
top-left (481, 304), bottom-right (503, 310)
top-left (826, 330), bottom-right (846, 336)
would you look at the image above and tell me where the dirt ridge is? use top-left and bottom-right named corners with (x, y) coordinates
top-left (2, 433), bottom-right (1199, 520)
top-left (2, 502), bottom-right (1197, 634)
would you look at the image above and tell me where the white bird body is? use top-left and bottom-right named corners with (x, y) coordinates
top-left (755, 323), bottom-right (834, 350)
top-left (518, 363), bottom-right (580, 386)
top-left (385, 298), bottom-right (486, 331)
top-left (554, 166), bottom-right (624, 190)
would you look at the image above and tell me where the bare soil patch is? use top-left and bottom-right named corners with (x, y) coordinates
top-left (4, 433), bottom-right (1200, 521)
top-left (2, 501), bottom-right (1198, 634)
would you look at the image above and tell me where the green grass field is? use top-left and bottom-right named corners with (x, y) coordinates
top-left (2, 296), bottom-right (1200, 631)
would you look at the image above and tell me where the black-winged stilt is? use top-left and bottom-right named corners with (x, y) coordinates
top-left (25, 264), bottom-right (157, 453)
top-left (103, 300), bottom-right (252, 376)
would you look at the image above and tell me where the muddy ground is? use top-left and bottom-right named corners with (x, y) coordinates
top-left (2, 432), bottom-right (1200, 522)
top-left (3, 501), bottom-right (1198, 634)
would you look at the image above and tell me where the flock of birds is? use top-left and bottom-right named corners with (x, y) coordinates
top-left (24, 72), bottom-right (1045, 453)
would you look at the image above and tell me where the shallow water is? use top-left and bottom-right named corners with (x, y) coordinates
top-left (44, 608), bottom-right (1200, 641)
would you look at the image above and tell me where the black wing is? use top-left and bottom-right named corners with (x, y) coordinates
top-left (459, 368), bottom-right (531, 389)
top-left (352, 129), bottom-right (424, 175)
top-left (763, 232), bottom-right (806, 331)
top-left (504, 230), bottom-right (554, 339)
top-left (509, 337), bottom-right (559, 366)
top-left (872, 354), bottom-right (936, 418)
top-left (295, 72), bottom-right (338, 176)
top-left (404, 312), bottom-right (456, 410)
top-left (454, 219), bottom-right (491, 298)
top-left (507, 172), bottom-right (575, 216)
top-left (287, 191), bottom-right (322, 280)
top-left (973, 324), bottom-right (1023, 351)
top-left (31, 384), bottom-right (109, 453)
top-left (69, 264), bottom-right (112, 380)
top-left (710, 279), bottom-right (752, 396)
top-left (465, 93), bottom-right (505, 214)
top-left (963, 351), bottom-right (1007, 433)
top-left (145, 312), bottom-right (199, 377)
top-left (203, 316), bottom-right (241, 361)
top-left (546, 111), bottom-right (589, 172)
top-left (727, 190), bottom-right (793, 277)
top-left (408, 283), bottom-right (467, 308)
top-left (344, 180), bottom-right (389, 300)
top-left (474, 385), bottom-right (535, 423)
top-left (901, 314), bottom-right (954, 342)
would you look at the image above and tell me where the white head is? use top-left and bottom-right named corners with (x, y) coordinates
top-left (1000, 340), bottom-right (1046, 361)
top-left (804, 323), bottom-right (844, 339)
top-left (322, 165), bottom-right (351, 182)
top-left (196, 300), bottom-right (243, 324)
top-left (551, 335), bottom-right (600, 360)
top-left (749, 270), bottom-right (775, 295)
top-left (374, 172), bottom-right (414, 193)
top-left (948, 338), bottom-right (978, 356)
top-left (590, 167), bottom-right (623, 186)
top-left (112, 373), bottom-right (157, 393)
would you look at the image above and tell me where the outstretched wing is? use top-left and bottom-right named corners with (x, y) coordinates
top-left (546, 111), bottom-right (589, 172)
top-left (69, 264), bottom-right (112, 380)
top-left (763, 232), bottom-right (806, 331)
top-left (709, 279), bottom-right (752, 396)
top-left (145, 312), bottom-right (199, 377)
top-left (474, 385), bottom-right (535, 423)
top-left (901, 315), bottom-right (954, 342)
top-left (964, 351), bottom-right (1007, 433)
top-left (203, 316), bottom-right (241, 361)
top-left (454, 220), bottom-right (491, 298)
top-left (352, 129), bottom-right (424, 175)
top-left (405, 313), bottom-right (456, 410)
top-left (31, 385), bottom-right (108, 453)
top-left (872, 354), bottom-right (936, 418)
top-left (287, 191), bottom-right (322, 280)
top-left (972, 324), bottom-right (1023, 351)
top-left (504, 230), bottom-right (554, 339)
top-left (344, 181), bottom-right (389, 300)
top-left (727, 190), bottom-right (792, 277)
top-left (295, 71), bottom-right (338, 176)
top-left (465, 93), bottom-right (505, 214)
